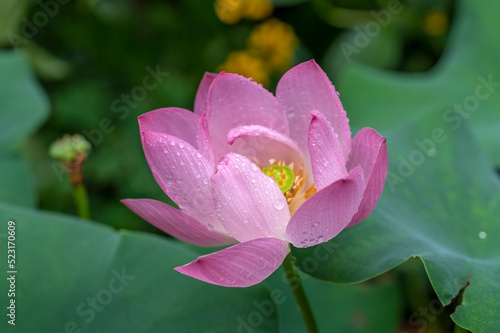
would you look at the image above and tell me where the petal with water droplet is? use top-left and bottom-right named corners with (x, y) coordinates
top-left (122, 198), bottom-right (235, 247)
top-left (346, 127), bottom-right (388, 227)
top-left (227, 124), bottom-right (306, 172)
top-left (286, 166), bottom-right (365, 248)
top-left (175, 237), bottom-right (289, 287)
top-left (141, 131), bottom-right (224, 232)
top-left (206, 72), bottom-right (289, 160)
top-left (212, 153), bottom-right (290, 242)
top-left (277, 60), bottom-right (351, 160)
top-left (308, 110), bottom-right (348, 191)
top-left (138, 107), bottom-right (200, 149)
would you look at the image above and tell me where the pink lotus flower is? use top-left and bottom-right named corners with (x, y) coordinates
top-left (122, 60), bottom-right (387, 287)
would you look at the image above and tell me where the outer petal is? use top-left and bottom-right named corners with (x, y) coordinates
top-left (194, 72), bottom-right (217, 115)
top-left (121, 199), bottom-right (235, 247)
top-left (346, 128), bottom-right (388, 227)
top-left (211, 153), bottom-right (290, 242)
top-left (276, 60), bottom-right (351, 160)
top-left (175, 238), bottom-right (290, 287)
top-left (197, 113), bottom-right (215, 166)
top-left (227, 125), bottom-right (306, 171)
top-left (141, 131), bottom-right (224, 232)
top-left (138, 107), bottom-right (199, 149)
top-left (207, 72), bottom-right (289, 159)
top-left (308, 110), bottom-right (348, 191)
top-left (286, 166), bottom-right (365, 248)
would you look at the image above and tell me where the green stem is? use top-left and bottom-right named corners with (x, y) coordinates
top-left (454, 325), bottom-right (468, 333)
top-left (283, 254), bottom-right (318, 333)
top-left (72, 182), bottom-right (91, 219)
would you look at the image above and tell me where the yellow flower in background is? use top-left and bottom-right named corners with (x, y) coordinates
top-left (217, 18), bottom-right (300, 87)
top-left (424, 9), bottom-right (449, 37)
top-left (215, 0), bottom-right (273, 24)
top-left (242, 0), bottom-right (273, 21)
top-left (218, 51), bottom-right (270, 86)
top-left (248, 19), bottom-right (299, 73)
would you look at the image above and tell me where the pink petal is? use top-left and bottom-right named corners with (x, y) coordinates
top-left (121, 199), bottom-right (235, 247)
top-left (308, 110), bottom-right (348, 191)
top-left (286, 166), bottom-right (365, 248)
top-left (207, 72), bottom-right (289, 159)
top-left (194, 72), bottom-right (217, 115)
top-left (346, 128), bottom-right (388, 227)
top-left (276, 60), bottom-right (351, 160)
top-left (141, 131), bottom-right (224, 232)
top-left (175, 238), bottom-right (290, 287)
top-left (211, 153), bottom-right (290, 242)
top-left (197, 113), bottom-right (215, 166)
top-left (227, 125), bottom-right (306, 171)
top-left (138, 108), bottom-right (200, 149)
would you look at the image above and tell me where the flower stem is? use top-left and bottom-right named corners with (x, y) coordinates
top-left (72, 182), bottom-right (91, 219)
top-left (283, 253), bottom-right (318, 333)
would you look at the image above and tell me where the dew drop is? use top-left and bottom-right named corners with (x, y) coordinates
top-left (203, 178), bottom-right (209, 185)
top-left (169, 140), bottom-right (175, 146)
top-left (178, 142), bottom-right (184, 149)
top-left (196, 173), bottom-right (201, 178)
top-left (196, 152), bottom-right (202, 158)
top-left (250, 164), bottom-right (258, 172)
top-left (273, 199), bottom-right (285, 210)
top-left (196, 160), bottom-right (202, 166)
top-left (479, 231), bottom-right (487, 239)
top-left (176, 151), bottom-right (180, 156)
top-left (251, 178), bottom-right (256, 183)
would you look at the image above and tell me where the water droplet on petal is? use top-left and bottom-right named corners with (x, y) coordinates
top-left (169, 140), bottom-right (175, 146)
top-left (203, 178), bottom-right (209, 185)
top-left (250, 164), bottom-right (258, 172)
top-left (196, 152), bottom-right (202, 158)
top-left (179, 142), bottom-right (184, 148)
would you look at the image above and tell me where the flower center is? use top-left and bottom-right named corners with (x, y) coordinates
top-left (261, 160), bottom-right (317, 216)
top-left (262, 165), bottom-right (295, 193)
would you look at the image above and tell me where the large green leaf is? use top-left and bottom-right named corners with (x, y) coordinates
top-left (292, 112), bottom-right (500, 332)
top-left (266, 267), bottom-right (403, 333)
top-left (0, 51), bottom-right (49, 206)
top-left (336, 0), bottom-right (500, 165)
top-left (0, 203), bottom-right (279, 333)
